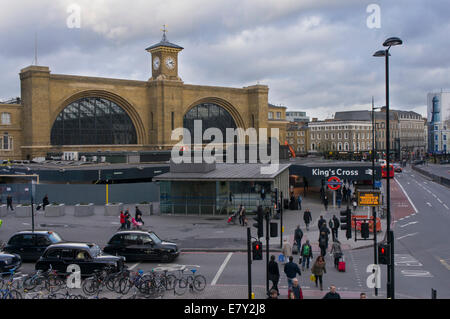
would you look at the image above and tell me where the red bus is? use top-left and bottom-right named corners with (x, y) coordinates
top-left (381, 164), bottom-right (394, 178)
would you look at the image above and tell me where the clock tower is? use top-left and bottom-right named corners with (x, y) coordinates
top-left (146, 27), bottom-right (183, 81)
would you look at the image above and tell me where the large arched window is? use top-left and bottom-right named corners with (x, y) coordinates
top-left (51, 97), bottom-right (137, 145)
top-left (183, 103), bottom-right (237, 142)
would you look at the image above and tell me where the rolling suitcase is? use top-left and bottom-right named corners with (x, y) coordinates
top-left (338, 256), bottom-right (346, 272)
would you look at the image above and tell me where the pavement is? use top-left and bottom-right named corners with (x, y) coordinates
top-left (0, 192), bottom-right (387, 253)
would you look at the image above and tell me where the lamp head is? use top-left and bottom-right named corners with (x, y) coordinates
top-left (373, 50), bottom-right (390, 57)
top-left (383, 37), bottom-right (403, 47)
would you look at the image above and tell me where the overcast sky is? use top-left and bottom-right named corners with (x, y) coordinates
top-left (0, 0), bottom-right (448, 120)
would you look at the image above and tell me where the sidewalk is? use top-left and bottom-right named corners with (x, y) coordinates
top-left (0, 193), bottom-right (386, 252)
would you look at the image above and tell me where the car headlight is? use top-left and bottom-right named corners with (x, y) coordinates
top-left (5, 259), bottom-right (9, 264)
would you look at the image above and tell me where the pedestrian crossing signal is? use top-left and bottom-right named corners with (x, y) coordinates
top-left (361, 222), bottom-right (370, 239)
top-left (252, 241), bottom-right (263, 260)
top-left (378, 242), bottom-right (390, 265)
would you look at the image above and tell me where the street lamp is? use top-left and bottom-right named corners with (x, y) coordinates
top-left (373, 36), bottom-right (403, 299)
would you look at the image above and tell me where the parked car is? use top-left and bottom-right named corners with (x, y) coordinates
top-left (3, 230), bottom-right (64, 262)
top-left (103, 231), bottom-right (179, 262)
top-left (4, 230), bottom-right (63, 262)
top-left (0, 253), bottom-right (21, 273)
top-left (35, 243), bottom-right (125, 276)
top-left (413, 160), bottom-right (425, 165)
top-left (440, 160), bottom-right (450, 165)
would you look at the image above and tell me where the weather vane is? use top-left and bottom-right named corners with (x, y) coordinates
top-left (161, 24), bottom-right (168, 41)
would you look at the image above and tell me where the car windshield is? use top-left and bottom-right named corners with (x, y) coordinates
top-left (48, 232), bottom-right (63, 244)
top-left (148, 232), bottom-right (162, 244)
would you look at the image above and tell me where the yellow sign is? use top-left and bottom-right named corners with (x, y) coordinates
top-left (358, 191), bottom-right (381, 206)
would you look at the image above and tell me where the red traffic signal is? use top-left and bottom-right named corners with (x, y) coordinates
top-left (378, 242), bottom-right (390, 265)
top-left (252, 241), bottom-right (263, 260)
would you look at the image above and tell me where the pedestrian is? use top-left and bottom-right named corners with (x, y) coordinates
top-left (303, 209), bottom-right (312, 231)
top-left (288, 278), bottom-right (303, 299)
top-left (261, 188), bottom-right (266, 201)
top-left (317, 215), bottom-right (326, 231)
top-left (336, 190), bottom-right (342, 208)
top-left (238, 205), bottom-right (246, 226)
top-left (267, 289), bottom-right (278, 299)
top-left (303, 178), bottom-right (308, 197)
top-left (330, 240), bottom-right (343, 269)
top-left (330, 215), bottom-right (339, 242)
top-left (300, 240), bottom-right (313, 271)
top-left (119, 210), bottom-right (126, 230)
top-left (124, 209), bottom-right (131, 230)
top-left (360, 292), bottom-right (367, 299)
top-left (42, 194), bottom-right (50, 211)
top-left (320, 184), bottom-right (325, 203)
top-left (294, 226), bottom-right (303, 254)
top-left (311, 256), bottom-right (326, 291)
top-left (6, 195), bottom-right (13, 211)
top-left (283, 256), bottom-right (301, 289)
top-left (323, 195), bottom-right (329, 211)
top-left (289, 193), bottom-right (296, 210)
top-left (342, 186), bottom-right (348, 203)
top-left (297, 194), bottom-right (302, 211)
top-left (282, 239), bottom-right (293, 261)
top-left (318, 231), bottom-right (328, 257)
top-left (135, 206), bottom-right (145, 226)
top-left (322, 285), bottom-right (341, 299)
top-left (268, 255), bottom-right (280, 294)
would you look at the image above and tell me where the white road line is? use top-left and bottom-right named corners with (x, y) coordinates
top-left (444, 204), bottom-right (449, 210)
top-left (427, 202), bottom-right (432, 207)
top-left (400, 221), bottom-right (418, 228)
top-left (128, 262), bottom-right (140, 270)
top-left (397, 232), bottom-right (419, 240)
top-left (437, 198), bottom-right (443, 204)
top-left (211, 252), bottom-right (233, 286)
top-left (395, 178), bottom-right (418, 214)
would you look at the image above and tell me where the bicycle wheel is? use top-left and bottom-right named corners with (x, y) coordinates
top-left (5, 289), bottom-right (22, 299)
top-left (192, 275), bottom-right (207, 291)
top-left (82, 278), bottom-right (99, 296)
top-left (105, 276), bottom-right (116, 292)
top-left (117, 278), bottom-right (131, 295)
top-left (174, 278), bottom-right (188, 296)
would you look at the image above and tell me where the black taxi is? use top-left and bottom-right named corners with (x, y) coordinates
top-left (35, 243), bottom-right (125, 276)
top-left (4, 231), bottom-right (64, 262)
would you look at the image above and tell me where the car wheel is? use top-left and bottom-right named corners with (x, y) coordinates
top-left (160, 253), bottom-right (170, 263)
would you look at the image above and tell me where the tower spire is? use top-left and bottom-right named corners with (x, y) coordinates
top-left (161, 24), bottom-right (168, 42)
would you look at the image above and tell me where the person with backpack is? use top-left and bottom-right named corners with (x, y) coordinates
top-left (300, 240), bottom-right (313, 271)
top-left (294, 226), bottom-right (303, 254)
top-left (330, 240), bottom-right (343, 269)
top-left (303, 208), bottom-right (312, 231)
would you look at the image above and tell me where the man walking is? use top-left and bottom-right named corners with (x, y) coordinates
top-left (283, 256), bottom-right (301, 289)
top-left (294, 226), bottom-right (303, 254)
top-left (323, 195), bottom-right (329, 211)
top-left (319, 231), bottom-right (329, 257)
top-left (317, 215), bottom-right (326, 231)
top-left (297, 194), bottom-right (302, 211)
top-left (6, 195), bottom-right (13, 211)
top-left (289, 278), bottom-right (303, 299)
top-left (42, 194), bottom-right (50, 211)
top-left (329, 215), bottom-right (339, 242)
top-left (268, 255), bottom-right (280, 294)
top-left (303, 208), bottom-right (312, 231)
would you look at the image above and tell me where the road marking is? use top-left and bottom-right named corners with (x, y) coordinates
top-left (423, 182), bottom-right (428, 184)
top-left (211, 252), bottom-right (233, 286)
top-left (399, 221), bottom-right (418, 228)
top-left (401, 270), bottom-right (433, 278)
top-left (396, 232), bottom-right (419, 241)
top-left (427, 202), bottom-right (432, 207)
top-left (444, 204), bottom-right (449, 210)
top-left (395, 178), bottom-right (418, 214)
top-left (439, 259), bottom-right (450, 271)
top-left (437, 198), bottom-right (443, 204)
top-left (128, 262), bottom-right (140, 270)
top-left (22, 223), bottom-right (30, 226)
top-left (395, 254), bottom-right (423, 267)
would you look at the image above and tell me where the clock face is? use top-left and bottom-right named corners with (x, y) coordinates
top-left (153, 57), bottom-right (160, 70)
top-left (165, 56), bottom-right (175, 70)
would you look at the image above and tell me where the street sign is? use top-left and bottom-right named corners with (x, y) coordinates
top-left (327, 176), bottom-right (342, 190)
top-left (357, 190), bottom-right (381, 206)
top-left (374, 181), bottom-right (382, 188)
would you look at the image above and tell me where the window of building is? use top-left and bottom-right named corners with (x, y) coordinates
top-left (50, 97), bottom-right (137, 145)
top-left (276, 112), bottom-right (281, 119)
top-left (338, 133), bottom-right (342, 139)
top-left (1, 113), bottom-right (11, 125)
top-left (1, 132), bottom-right (12, 150)
top-left (338, 142), bottom-right (342, 151)
top-left (344, 133), bottom-right (349, 139)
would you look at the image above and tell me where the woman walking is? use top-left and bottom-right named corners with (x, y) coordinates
top-left (311, 256), bottom-right (327, 291)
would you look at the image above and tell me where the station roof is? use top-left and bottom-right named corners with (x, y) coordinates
top-left (154, 163), bottom-right (291, 181)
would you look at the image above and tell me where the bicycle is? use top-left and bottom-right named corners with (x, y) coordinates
top-left (174, 268), bottom-right (206, 296)
top-left (0, 281), bottom-right (22, 299)
top-left (116, 269), bottom-right (151, 295)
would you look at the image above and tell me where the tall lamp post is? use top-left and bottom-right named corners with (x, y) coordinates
top-left (373, 36), bottom-right (403, 299)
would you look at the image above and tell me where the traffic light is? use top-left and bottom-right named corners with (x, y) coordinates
top-left (378, 242), bottom-right (390, 265)
top-left (252, 241), bottom-right (263, 260)
top-left (361, 222), bottom-right (370, 239)
top-left (253, 212), bottom-right (264, 238)
top-left (270, 222), bottom-right (278, 237)
top-left (340, 208), bottom-right (352, 239)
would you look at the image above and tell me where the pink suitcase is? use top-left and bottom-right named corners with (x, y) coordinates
top-left (338, 261), bottom-right (346, 272)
